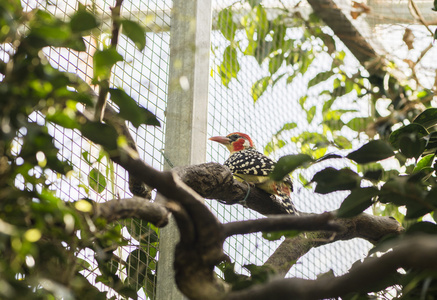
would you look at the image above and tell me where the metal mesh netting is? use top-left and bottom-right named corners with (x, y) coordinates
top-left (207, 2), bottom-right (373, 279)
top-left (3, 0), bottom-right (437, 299)
top-left (208, 1), bottom-right (436, 278)
top-left (207, 0), bottom-right (436, 282)
top-left (10, 0), bottom-right (171, 298)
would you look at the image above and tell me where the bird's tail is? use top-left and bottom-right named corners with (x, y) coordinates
top-left (272, 194), bottom-right (298, 215)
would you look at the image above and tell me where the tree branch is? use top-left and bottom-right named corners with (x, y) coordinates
top-left (93, 197), bottom-right (169, 227)
top-left (307, 0), bottom-right (383, 76)
top-left (223, 212), bottom-right (342, 238)
top-left (174, 162), bottom-right (298, 215)
top-left (226, 235), bottom-right (437, 300)
top-left (106, 154), bottom-right (228, 299)
top-left (264, 213), bottom-right (403, 276)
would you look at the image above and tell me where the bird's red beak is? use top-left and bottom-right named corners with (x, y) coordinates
top-left (209, 136), bottom-right (231, 145)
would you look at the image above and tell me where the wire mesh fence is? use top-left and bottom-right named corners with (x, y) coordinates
top-left (207, 0), bottom-right (436, 281)
top-left (10, 0), bottom-right (171, 298)
top-left (207, 0), bottom-right (373, 279)
top-left (3, 0), bottom-right (436, 299)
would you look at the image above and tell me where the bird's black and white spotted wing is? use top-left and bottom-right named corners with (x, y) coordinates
top-left (224, 148), bottom-right (275, 176)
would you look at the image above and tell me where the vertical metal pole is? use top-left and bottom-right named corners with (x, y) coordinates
top-left (155, 0), bottom-right (212, 299)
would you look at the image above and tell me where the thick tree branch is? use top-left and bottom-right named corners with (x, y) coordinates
top-left (174, 162), bottom-right (297, 215)
top-left (93, 197), bottom-right (169, 227)
top-left (223, 212), bottom-right (342, 238)
top-left (227, 235), bottom-right (437, 300)
top-left (264, 213), bottom-right (403, 276)
top-left (307, 0), bottom-right (382, 75)
top-left (107, 154), bottom-right (228, 299)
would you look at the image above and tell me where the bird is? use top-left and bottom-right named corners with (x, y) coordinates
top-left (209, 132), bottom-right (298, 214)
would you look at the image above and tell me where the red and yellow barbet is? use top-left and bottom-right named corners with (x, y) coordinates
top-left (210, 132), bottom-right (298, 214)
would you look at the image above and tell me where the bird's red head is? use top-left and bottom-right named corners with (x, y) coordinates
top-left (209, 132), bottom-right (255, 153)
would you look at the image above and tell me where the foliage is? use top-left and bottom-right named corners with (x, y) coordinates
top-left (0, 1), bottom-right (159, 299)
top-left (1, 0), bottom-right (436, 299)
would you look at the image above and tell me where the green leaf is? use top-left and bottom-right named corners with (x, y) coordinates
top-left (324, 120), bottom-right (345, 135)
top-left (93, 48), bottom-right (123, 80)
top-left (251, 76), bottom-right (270, 102)
top-left (299, 173), bottom-right (309, 186)
top-left (406, 221), bottom-right (437, 234)
top-left (220, 45), bottom-right (240, 87)
top-left (312, 167), bottom-right (360, 194)
top-left (116, 287), bottom-right (138, 299)
top-left (307, 71), bottom-right (334, 88)
top-left (264, 139), bottom-right (286, 155)
top-left (248, 0), bottom-right (262, 7)
top-left (126, 249), bottom-right (148, 290)
top-left (398, 134), bottom-right (426, 159)
top-left (81, 121), bottom-right (119, 150)
top-left (276, 122), bottom-right (297, 134)
top-left (298, 95), bottom-right (307, 110)
top-left (337, 187), bottom-right (379, 218)
top-left (286, 74), bottom-right (297, 85)
top-left (322, 98), bottom-right (335, 113)
top-left (121, 20), bottom-right (146, 51)
top-left (82, 151), bottom-right (92, 165)
top-left (217, 8), bottom-right (237, 41)
top-left (413, 154), bottom-right (434, 173)
top-left (299, 50), bottom-right (314, 74)
top-left (71, 92), bottom-right (94, 106)
top-left (292, 132), bottom-right (329, 146)
top-left (88, 168), bottom-right (106, 193)
top-left (413, 108), bottom-right (437, 129)
top-left (46, 111), bottom-right (80, 129)
top-left (316, 153), bottom-right (343, 162)
top-left (306, 106), bottom-right (316, 123)
top-left (363, 169), bottom-right (383, 182)
top-left (218, 262), bottom-right (249, 288)
top-left (69, 9), bottom-right (98, 33)
top-left (243, 264), bottom-right (276, 283)
top-left (271, 23), bottom-right (286, 51)
top-left (268, 53), bottom-right (283, 74)
top-left (254, 41), bottom-right (272, 65)
top-left (109, 88), bottom-right (160, 127)
top-left (389, 123), bottom-right (428, 149)
top-left (254, 5), bottom-right (269, 41)
top-left (125, 219), bottom-right (159, 246)
top-left (346, 117), bottom-right (373, 132)
top-left (31, 24), bottom-right (69, 41)
top-left (405, 187), bottom-right (437, 219)
top-left (270, 154), bottom-right (313, 181)
top-left (347, 140), bottom-right (394, 164)
top-left (379, 177), bottom-right (409, 206)
top-left (334, 136), bottom-right (352, 149)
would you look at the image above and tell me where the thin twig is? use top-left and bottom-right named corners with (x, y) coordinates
top-left (408, 0), bottom-right (434, 35)
top-left (94, 0), bottom-right (124, 121)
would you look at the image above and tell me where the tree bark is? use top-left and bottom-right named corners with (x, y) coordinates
top-left (226, 235), bottom-right (437, 300)
top-left (307, 0), bottom-right (383, 76)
